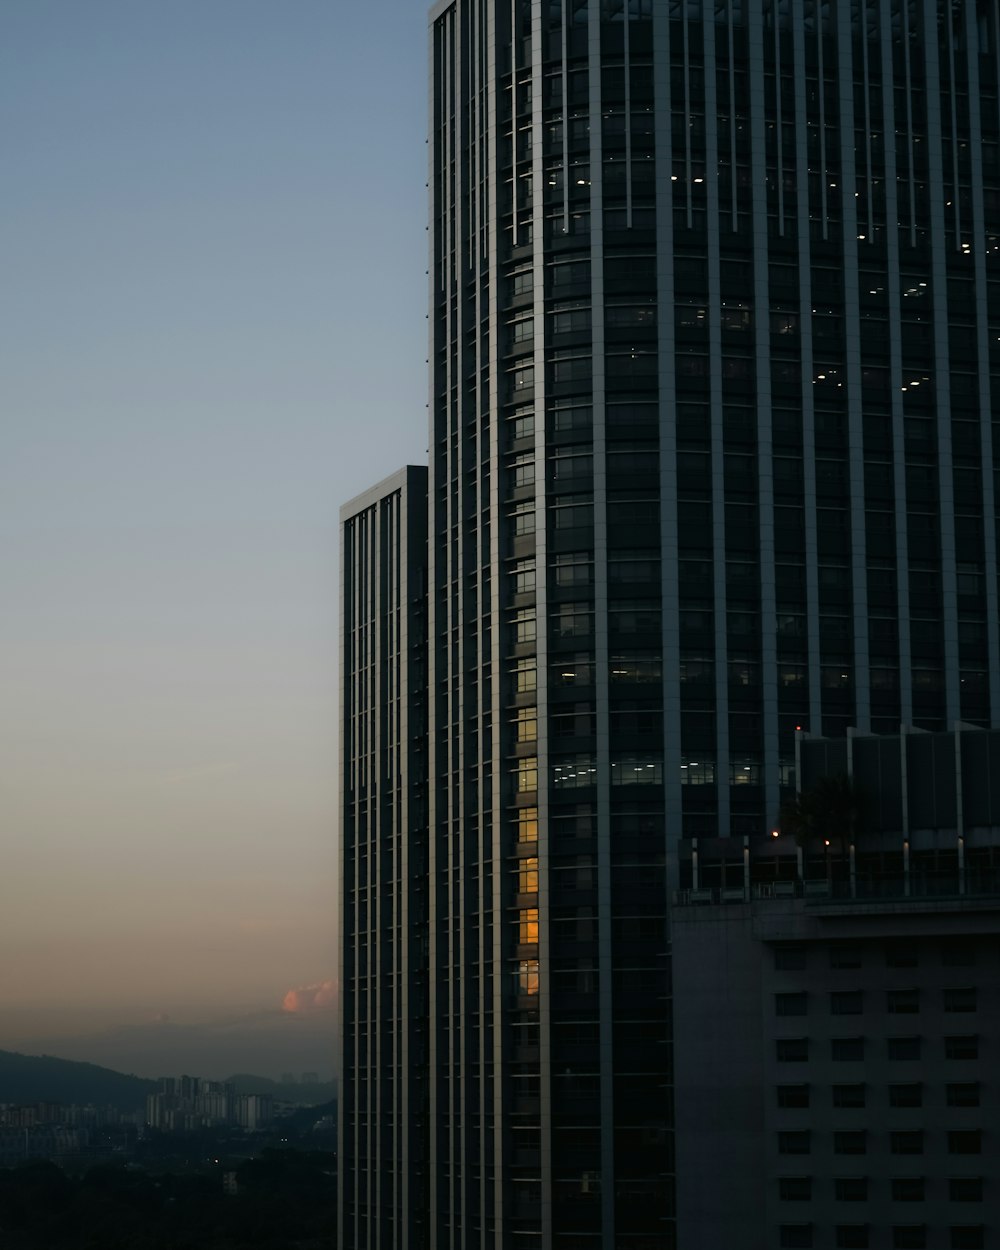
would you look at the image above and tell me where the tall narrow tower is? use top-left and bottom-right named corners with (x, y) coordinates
top-left (341, 2), bottom-right (1000, 1247)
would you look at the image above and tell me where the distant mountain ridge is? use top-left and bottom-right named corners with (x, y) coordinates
top-left (0, 1050), bottom-right (337, 1112)
top-left (0, 1049), bottom-right (155, 1110)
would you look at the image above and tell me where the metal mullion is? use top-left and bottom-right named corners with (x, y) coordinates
top-left (860, 0), bottom-right (873, 242)
top-left (792, 3), bottom-right (823, 737)
top-left (748, 0), bottom-right (780, 827)
top-left (960, 14), bottom-right (1000, 724)
top-left (727, 0), bottom-right (738, 230)
top-left (529, 6), bottom-right (551, 1246)
top-left (945, 0), bottom-right (961, 246)
top-left (877, 0), bottom-right (912, 728)
top-left (920, 0), bottom-right (961, 724)
top-left (485, 7), bottom-right (506, 1241)
top-left (653, 0), bottom-right (682, 919)
top-left (683, 13), bottom-right (693, 228)
top-left (836, 3), bottom-right (871, 732)
top-left (703, 4), bottom-right (730, 840)
top-left (773, 0), bottom-right (784, 234)
top-left (624, 2), bottom-right (632, 226)
top-left (818, 10), bottom-right (828, 237)
top-left (902, 0), bottom-right (916, 246)
top-left (588, 5), bottom-right (614, 1245)
top-left (563, 0), bottom-right (570, 234)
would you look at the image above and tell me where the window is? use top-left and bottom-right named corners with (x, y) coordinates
top-left (890, 1132), bottom-right (924, 1155)
top-left (946, 1083), bottom-right (980, 1108)
top-left (833, 1084), bottom-right (866, 1109)
top-left (518, 908), bottom-right (539, 945)
top-left (780, 1227), bottom-right (813, 1249)
top-left (944, 987), bottom-right (977, 1013)
top-left (887, 988), bottom-right (920, 1013)
top-left (508, 408), bottom-right (535, 441)
top-left (777, 1085), bottom-right (810, 1109)
top-left (831, 991), bottom-right (863, 1015)
top-left (513, 608), bottom-right (537, 643)
top-left (777, 993), bottom-right (808, 1017)
top-left (945, 1035), bottom-right (978, 1060)
top-left (778, 1131), bottom-right (811, 1155)
top-left (552, 757), bottom-right (597, 788)
top-left (610, 655), bottom-right (662, 683)
top-left (511, 313), bottom-right (534, 342)
top-left (949, 1178), bottom-right (983, 1203)
top-left (516, 959), bottom-right (539, 996)
top-left (610, 755), bottom-right (663, 785)
top-left (892, 1178), bottom-right (925, 1202)
top-left (554, 656), bottom-right (594, 687)
top-left (514, 658), bottom-right (537, 693)
top-left (511, 452), bottom-right (536, 488)
top-left (510, 267), bottom-right (532, 296)
top-left (515, 708), bottom-right (538, 742)
top-left (780, 1177), bottom-right (812, 1201)
top-left (836, 1227), bottom-right (869, 1249)
top-left (888, 1036), bottom-right (921, 1061)
top-left (511, 503), bottom-right (536, 535)
top-left (889, 1084), bottom-right (923, 1108)
top-left (949, 1229), bottom-right (984, 1250)
top-left (948, 1131), bottom-right (981, 1155)
top-left (553, 551), bottom-right (593, 587)
top-left (516, 808), bottom-right (538, 843)
top-left (777, 1038), bottom-right (809, 1062)
top-left (832, 1038), bottom-right (865, 1061)
top-left (551, 403), bottom-right (592, 432)
top-left (518, 858), bottom-right (539, 895)
top-left (512, 558), bottom-right (536, 594)
top-left (835, 1178), bottom-right (868, 1202)
top-left (553, 602), bottom-right (592, 638)
top-left (516, 758), bottom-right (538, 793)
top-left (834, 1131), bottom-right (867, 1155)
top-left (775, 945), bottom-right (807, 971)
top-left (892, 1228), bottom-right (926, 1249)
top-left (552, 497), bottom-right (594, 530)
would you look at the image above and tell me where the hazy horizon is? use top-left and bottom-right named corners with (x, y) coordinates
top-left (1, 0), bottom-right (430, 1075)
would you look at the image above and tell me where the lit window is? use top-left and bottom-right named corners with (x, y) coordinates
top-left (515, 708), bottom-right (538, 743)
top-left (516, 960), bottom-right (539, 996)
top-left (610, 755), bottom-right (663, 785)
top-left (518, 908), bottom-right (539, 946)
top-left (514, 658), bottom-right (537, 693)
top-left (552, 757), bottom-right (598, 789)
top-left (516, 758), bottom-right (538, 793)
top-left (518, 858), bottom-right (539, 895)
top-left (516, 808), bottom-right (538, 844)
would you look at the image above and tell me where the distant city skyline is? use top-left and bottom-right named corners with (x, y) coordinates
top-left (0, 0), bottom-right (430, 1065)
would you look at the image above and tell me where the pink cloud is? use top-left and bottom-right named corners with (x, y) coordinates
top-left (282, 979), bottom-right (337, 1013)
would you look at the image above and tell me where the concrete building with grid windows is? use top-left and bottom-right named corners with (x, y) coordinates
top-left (338, 1), bottom-right (1000, 1247)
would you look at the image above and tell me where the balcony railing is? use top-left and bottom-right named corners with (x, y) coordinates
top-left (673, 870), bottom-right (1000, 908)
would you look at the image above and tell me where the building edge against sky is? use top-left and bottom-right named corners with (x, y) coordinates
top-left (340, 2), bottom-right (1000, 1247)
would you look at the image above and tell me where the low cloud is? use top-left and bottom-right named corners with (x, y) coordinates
top-left (282, 980), bottom-right (336, 1014)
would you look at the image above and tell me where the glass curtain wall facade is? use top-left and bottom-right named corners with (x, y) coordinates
top-left (353, 1), bottom-right (1000, 1247)
top-left (339, 468), bottom-right (430, 1250)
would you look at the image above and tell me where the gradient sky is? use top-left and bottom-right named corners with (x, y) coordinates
top-left (1, 1), bottom-right (429, 1063)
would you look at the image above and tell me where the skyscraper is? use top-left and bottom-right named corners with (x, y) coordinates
top-left (340, 2), bottom-right (1000, 1247)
